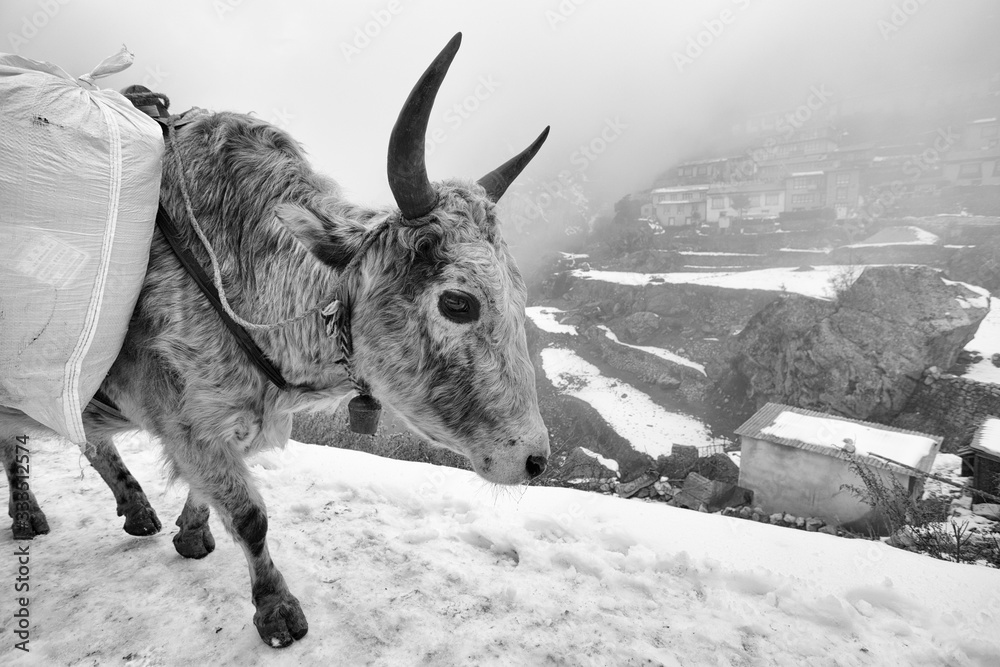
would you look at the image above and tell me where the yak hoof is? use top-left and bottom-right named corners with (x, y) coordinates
top-left (173, 524), bottom-right (216, 559)
top-left (123, 504), bottom-right (162, 536)
top-left (11, 510), bottom-right (50, 540)
top-left (253, 593), bottom-right (308, 648)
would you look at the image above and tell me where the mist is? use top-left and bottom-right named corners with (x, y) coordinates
top-left (3, 0), bottom-right (997, 214)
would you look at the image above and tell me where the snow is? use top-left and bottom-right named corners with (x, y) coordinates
top-left (923, 453), bottom-right (965, 499)
top-left (540, 347), bottom-right (715, 458)
top-left (572, 265), bottom-right (862, 300)
top-left (777, 247), bottom-right (832, 253)
top-left (676, 251), bottom-right (763, 257)
top-left (963, 301), bottom-right (1000, 384)
top-left (682, 265), bottom-right (752, 270)
top-left (5, 432), bottom-right (1000, 666)
top-left (525, 306), bottom-right (578, 336)
top-left (973, 418), bottom-right (1000, 457)
top-left (597, 325), bottom-right (706, 375)
top-left (761, 411), bottom-right (938, 470)
top-left (558, 252), bottom-right (589, 260)
top-left (847, 226), bottom-right (940, 248)
top-left (941, 278), bottom-right (990, 310)
top-left (577, 447), bottom-right (620, 473)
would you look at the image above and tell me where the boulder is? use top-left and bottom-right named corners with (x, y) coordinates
top-left (655, 374), bottom-right (682, 390)
top-left (692, 452), bottom-right (740, 485)
top-left (671, 472), bottom-right (753, 512)
top-left (556, 446), bottom-right (621, 483)
top-left (617, 470), bottom-right (659, 499)
top-left (622, 311), bottom-right (661, 343)
top-left (656, 444), bottom-right (700, 481)
top-left (712, 266), bottom-right (989, 424)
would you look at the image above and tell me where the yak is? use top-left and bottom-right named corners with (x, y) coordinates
top-left (0, 33), bottom-right (550, 647)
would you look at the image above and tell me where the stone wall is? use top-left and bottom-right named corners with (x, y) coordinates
top-left (893, 371), bottom-right (1000, 452)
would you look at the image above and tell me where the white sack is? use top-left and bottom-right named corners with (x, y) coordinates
top-left (0, 47), bottom-right (162, 443)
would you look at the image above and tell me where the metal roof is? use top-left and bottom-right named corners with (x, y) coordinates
top-left (971, 417), bottom-right (1000, 461)
top-left (651, 185), bottom-right (711, 193)
top-left (735, 403), bottom-right (942, 473)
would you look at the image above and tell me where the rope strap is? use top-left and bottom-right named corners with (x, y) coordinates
top-left (162, 117), bottom-right (386, 396)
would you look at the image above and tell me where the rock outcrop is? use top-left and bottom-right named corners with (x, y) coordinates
top-left (712, 265), bottom-right (989, 427)
top-left (622, 311), bottom-right (661, 343)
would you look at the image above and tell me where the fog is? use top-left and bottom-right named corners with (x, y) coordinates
top-left (3, 0), bottom-right (997, 210)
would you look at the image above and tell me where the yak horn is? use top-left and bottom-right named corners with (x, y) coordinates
top-left (478, 126), bottom-right (550, 203)
top-left (387, 32), bottom-right (462, 220)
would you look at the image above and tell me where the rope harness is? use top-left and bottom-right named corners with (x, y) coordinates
top-left (113, 88), bottom-right (383, 432)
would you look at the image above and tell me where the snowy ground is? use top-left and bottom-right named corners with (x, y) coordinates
top-left (540, 347), bottom-right (717, 458)
top-left (3, 434), bottom-right (1000, 666)
top-left (963, 303), bottom-right (1000, 384)
top-left (846, 226), bottom-right (940, 248)
top-left (571, 266), bottom-right (860, 300)
top-left (525, 306), bottom-right (579, 336)
top-left (595, 326), bottom-right (706, 376)
top-left (676, 251), bottom-right (763, 257)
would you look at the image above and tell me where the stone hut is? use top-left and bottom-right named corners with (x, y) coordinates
top-left (735, 403), bottom-right (941, 535)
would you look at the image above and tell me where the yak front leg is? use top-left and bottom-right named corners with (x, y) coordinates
top-left (173, 489), bottom-right (216, 559)
top-left (81, 435), bottom-right (161, 536)
top-left (1, 433), bottom-right (49, 540)
top-left (176, 446), bottom-right (307, 648)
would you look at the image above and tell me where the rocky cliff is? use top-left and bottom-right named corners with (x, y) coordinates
top-left (710, 265), bottom-right (989, 430)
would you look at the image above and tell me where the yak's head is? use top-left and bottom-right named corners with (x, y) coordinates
top-left (283, 33), bottom-right (550, 484)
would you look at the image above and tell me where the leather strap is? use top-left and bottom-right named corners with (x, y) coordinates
top-left (153, 203), bottom-right (290, 390)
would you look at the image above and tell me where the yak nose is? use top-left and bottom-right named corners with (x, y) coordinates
top-left (526, 454), bottom-right (547, 479)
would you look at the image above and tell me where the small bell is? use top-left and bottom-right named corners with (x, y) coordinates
top-left (348, 394), bottom-right (381, 435)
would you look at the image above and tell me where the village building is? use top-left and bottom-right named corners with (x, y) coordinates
top-left (649, 185), bottom-right (708, 227)
top-left (704, 182), bottom-right (785, 224)
top-left (784, 171), bottom-right (827, 213)
top-left (824, 167), bottom-right (862, 219)
top-left (943, 146), bottom-right (1000, 187)
top-left (964, 418), bottom-right (1000, 505)
top-left (735, 403), bottom-right (941, 535)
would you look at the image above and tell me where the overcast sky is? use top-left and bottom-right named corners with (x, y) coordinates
top-left (3, 0), bottom-right (998, 208)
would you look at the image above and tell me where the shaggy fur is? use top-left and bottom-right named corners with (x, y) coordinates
top-left (1, 109), bottom-right (549, 647)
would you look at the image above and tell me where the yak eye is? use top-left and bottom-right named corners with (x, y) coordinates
top-left (438, 290), bottom-right (480, 324)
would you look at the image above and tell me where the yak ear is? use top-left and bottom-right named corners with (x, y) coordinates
top-left (275, 203), bottom-right (367, 271)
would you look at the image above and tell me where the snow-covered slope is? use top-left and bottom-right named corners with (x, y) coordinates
top-left (3, 434), bottom-right (1000, 666)
top-left (964, 303), bottom-right (1000, 384)
top-left (571, 265), bottom-right (856, 300)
